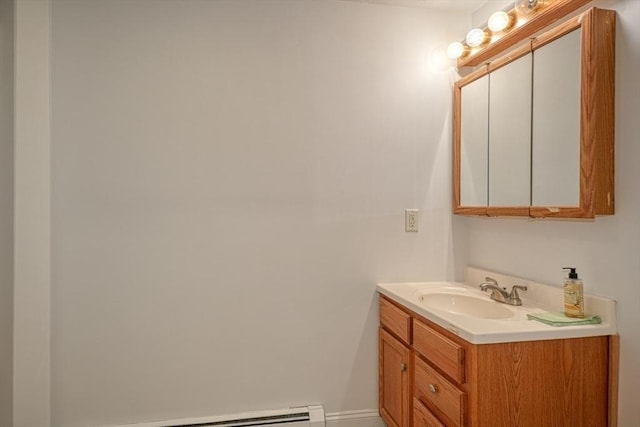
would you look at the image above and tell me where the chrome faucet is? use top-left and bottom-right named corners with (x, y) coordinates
top-left (479, 277), bottom-right (528, 306)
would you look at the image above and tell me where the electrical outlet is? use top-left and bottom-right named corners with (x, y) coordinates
top-left (405, 209), bottom-right (419, 232)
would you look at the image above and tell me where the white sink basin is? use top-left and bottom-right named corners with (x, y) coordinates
top-left (419, 292), bottom-right (515, 319)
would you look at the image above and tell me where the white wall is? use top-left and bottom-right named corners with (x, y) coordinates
top-left (0, 0), bottom-right (14, 425)
top-left (50, 1), bottom-right (468, 425)
top-left (463, 0), bottom-right (640, 425)
top-left (13, 0), bottom-right (52, 426)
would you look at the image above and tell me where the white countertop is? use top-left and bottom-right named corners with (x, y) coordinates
top-left (377, 267), bottom-right (617, 344)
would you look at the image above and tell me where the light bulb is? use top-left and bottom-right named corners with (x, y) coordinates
top-left (465, 28), bottom-right (488, 48)
top-left (446, 41), bottom-right (467, 59)
top-left (488, 11), bottom-right (513, 33)
top-left (514, 0), bottom-right (539, 16)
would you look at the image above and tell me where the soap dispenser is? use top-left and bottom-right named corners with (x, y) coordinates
top-left (563, 267), bottom-right (584, 318)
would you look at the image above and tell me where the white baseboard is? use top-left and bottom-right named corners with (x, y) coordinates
top-left (325, 409), bottom-right (385, 427)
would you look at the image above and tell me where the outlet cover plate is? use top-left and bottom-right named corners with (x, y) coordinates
top-left (405, 209), bottom-right (419, 232)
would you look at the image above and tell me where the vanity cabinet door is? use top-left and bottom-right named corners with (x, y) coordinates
top-left (379, 328), bottom-right (411, 427)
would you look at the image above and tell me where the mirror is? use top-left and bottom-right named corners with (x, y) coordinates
top-left (488, 53), bottom-right (531, 207)
top-left (459, 75), bottom-right (488, 207)
top-left (531, 29), bottom-right (581, 207)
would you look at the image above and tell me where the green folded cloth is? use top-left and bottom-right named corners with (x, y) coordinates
top-left (527, 311), bottom-right (601, 327)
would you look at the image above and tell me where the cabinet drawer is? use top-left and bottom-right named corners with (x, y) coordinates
top-left (413, 319), bottom-right (464, 384)
top-left (380, 297), bottom-right (411, 344)
top-left (415, 355), bottom-right (465, 427)
top-left (413, 398), bottom-right (445, 427)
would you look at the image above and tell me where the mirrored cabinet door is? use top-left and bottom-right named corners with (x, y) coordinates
top-left (528, 7), bottom-right (615, 218)
top-left (531, 29), bottom-right (581, 207)
top-left (459, 74), bottom-right (489, 208)
top-left (489, 53), bottom-right (532, 207)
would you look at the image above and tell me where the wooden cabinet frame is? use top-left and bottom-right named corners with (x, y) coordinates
top-left (453, 8), bottom-right (615, 219)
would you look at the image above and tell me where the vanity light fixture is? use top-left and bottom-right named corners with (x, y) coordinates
top-left (487, 10), bottom-right (514, 33)
top-left (446, 41), bottom-right (468, 59)
top-left (448, 0), bottom-right (590, 67)
top-left (465, 28), bottom-right (488, 48)
top-left (514, 0), bottom-right (540, 16)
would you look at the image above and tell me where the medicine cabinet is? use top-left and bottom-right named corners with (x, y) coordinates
top-left (453, 7), bottom-right (615, 219)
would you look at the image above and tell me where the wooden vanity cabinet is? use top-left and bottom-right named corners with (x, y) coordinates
top-left (379, 295), bottom-right (612, 427)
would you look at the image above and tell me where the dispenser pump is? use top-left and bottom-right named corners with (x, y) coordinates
top-left (563, 267), bottom-right (584, 318)
top-left (563, 267), bottom-right (578, 279)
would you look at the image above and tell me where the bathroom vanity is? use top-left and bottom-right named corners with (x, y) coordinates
top-left (378, 268), bottom-right (618, 427)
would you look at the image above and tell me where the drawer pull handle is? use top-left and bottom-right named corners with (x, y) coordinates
top-left (400, 362), bottom-right (408, 372)
top-left (428, 383), bottom-right (438, 394)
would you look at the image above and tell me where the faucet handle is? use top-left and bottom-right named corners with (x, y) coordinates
top-left (479, 276), bottom-right (501, 291)
top-left (484, 276), bottom-right (498, 286)
top-left (509, 284), bottom-right (528, 300)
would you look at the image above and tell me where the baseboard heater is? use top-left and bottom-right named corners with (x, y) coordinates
top-left (107, 405), bottom-right (325, 427)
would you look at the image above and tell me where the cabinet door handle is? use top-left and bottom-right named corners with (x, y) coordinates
top-left (428, 383), bottom-right (438, 394)
top-left (400, 362), bottom-right (408, 372)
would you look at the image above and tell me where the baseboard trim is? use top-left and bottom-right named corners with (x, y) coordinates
top-left (325, 409), bottom-right (384, 427)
